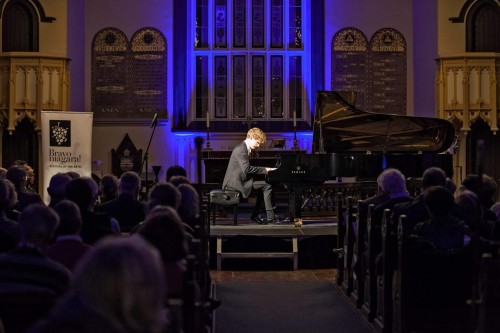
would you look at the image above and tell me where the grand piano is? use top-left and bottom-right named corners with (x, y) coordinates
top-left (266, 90), bottom-right (456, 221)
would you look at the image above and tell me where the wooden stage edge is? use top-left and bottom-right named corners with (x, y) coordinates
top-left (210, 220), bottom-right (338, 270)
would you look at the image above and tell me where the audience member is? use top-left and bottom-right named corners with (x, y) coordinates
top-left (47, 173), bottom-right (72, 208)
top-left (461, 174), bottom-right (498, 222)
top-left (455, 189), bottom-right (492, 239)
top-left (412, 186), bottom-right (471, 254)
top-left (371, 168), bottom-right (412, 230)
top-left (99, 174), bottom-right (118, 204)
top-left (6, 165), bottom-right (44, 211)
top-left (490, 201), bottom-right (500, 220)
top-left (357, 168), bottom-right (392, 229)
top-left (45, 200), bottom-right (92, 272)
top-left (147, 182), bottom-right (182, 213)
top-left (168, 175), bottom-right (190, 187)
top-left (166, 165), bottom-right (187, 182)
top-left (97, 172), bottom-right (146, 232)
top-left (29, 236), bottom-right (168, 333)
top-left (137, 206), bottom-right (190, 299)
top-left (177, 183), bottom-right (200, 234)
top-left (65, 177), bottom-right (117, 244)
top-left (392, 167), bottom-right (447, 236)
top-left (3, 179), bottom-right (19, 221)
top-left (0, 179), bottom-right (19, 253)
top-left (26, 165), bottom-right (37, 194)
top-left (0, 167), bottom-right (7, 180)
top-left (0, 204), bottom-right (71, 295)
top-left (66, 171), bottom-right (80, 179)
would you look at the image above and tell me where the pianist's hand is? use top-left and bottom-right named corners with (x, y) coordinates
top-left (265, 167), bottom-right (277, 173)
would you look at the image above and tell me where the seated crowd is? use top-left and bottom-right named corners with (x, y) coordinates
top-left (340, 166), bottom-right (500, 332)
top-left (0, 163), bottom-right (213, 333)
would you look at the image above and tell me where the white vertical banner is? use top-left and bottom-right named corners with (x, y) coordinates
top-left (41, 111), bottom-right (93, 204)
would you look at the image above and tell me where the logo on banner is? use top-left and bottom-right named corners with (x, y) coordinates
top-left (49, 120), bottom-right (71, 147)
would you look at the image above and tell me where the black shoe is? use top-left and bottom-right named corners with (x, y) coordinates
top-left (266, 216), bottom-right (289, 224)
top-left (251, 215), bottom-right (268, 225)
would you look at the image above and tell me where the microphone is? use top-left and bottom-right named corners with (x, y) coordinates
top-left (150, 113), bottom-right (159, 128)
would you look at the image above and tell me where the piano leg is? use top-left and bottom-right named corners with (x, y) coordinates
top-left (288, 185), bottom-right (304, 222)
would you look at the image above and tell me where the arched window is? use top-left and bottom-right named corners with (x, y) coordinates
top-left (2, 0), bottom-right (39, 52)
top-left (466, 1), bottom-right (500, 52)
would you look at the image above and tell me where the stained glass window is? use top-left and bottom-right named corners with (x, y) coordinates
top-left (270, 55), bottom-right (283, 117)
top-left (214, 0), bottom-right (227, 48)
top-left (233, 55), bottom-right (246, 118)
top-left (233, 0), bottom-right (246, 47)
top-left (195, 0), bottom-right (209, 48)
top-left (195, 56), bottom-right (209, 118)
top-left (214, 56), bottom-right (228, 117)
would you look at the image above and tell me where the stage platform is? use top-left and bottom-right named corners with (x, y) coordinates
top-left (210, 218), bottom-right (338, 270)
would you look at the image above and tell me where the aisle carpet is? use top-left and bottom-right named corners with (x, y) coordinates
top-left (214, 281), bottom-right (373, 333)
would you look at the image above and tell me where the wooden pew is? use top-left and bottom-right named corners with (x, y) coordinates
top-left (392, 215), bottom-right (474, 333)
top-left (353, 199), bottom-right (367, 308)
top-left (363, 203), bottom-right (377, 321)
top-left (374, 208), bottom-right (393, 333)
top-left (476, 249), bottom-right (500, 333)
top-left (341, 196), bottom-right (356, 296)
top-left (335, 192), bottom-right (346, 286)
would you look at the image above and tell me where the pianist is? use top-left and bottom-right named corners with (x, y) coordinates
top-left (222, 128), bottom-right (284, 225)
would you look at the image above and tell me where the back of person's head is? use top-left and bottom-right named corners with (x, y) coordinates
top-left (147, 182), bottom-right (181, 212)
top-left (421, 167), bottom-right (446, 189)
top-left (445, 177), bottom-right (457, 194)
top-left (456, 189), bottom-right (482, 223)
top-left (461, 174), bottom-right (482, 195)
top-left (66, 178), bottom-right (94, 212)
top-left (480, 174), bottom-right (498, 205)
top-left (53, 200), bottom-right (82, 236)
top-left (424, 186), bottom-right (455, 220)
top-left (246, 127), bottom-right (266, 143)
top-left (100, 174), bottom-right (118, 198)
top-left (177, 183), bottom-right (200, 225)
top-left (47, 173), bottom-right (72, 200)
top-left (3, 179), bottom-right (17, 211)
top-left (18, 204), bottom-right (59, 246)
top-left (0, 167), bottom-right (7, 180)
top-left (118, 172), bottom-right (141, 196)
top-left (462, 173), bottom-right (497, 207)
top-left (72, 236), bottom-right (165, 332)
top-left (66, 171), bottom-right (81, 180)
top-left (168, 175), bottom-right (190, 187)
top-left (138, 205), bottom-right (188, 262)
top-left (12, 160), bottom-right (27, 167)
top-left (166, 165), bottom-right (187, 182)
top-left (6, 165), bottom-right (27, 190)
top-left (377, 168), bottom-right (407, 195)
top-left (490, 202), bottom-right (500, 220)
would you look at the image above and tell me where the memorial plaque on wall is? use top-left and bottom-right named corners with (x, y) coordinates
top-left (130, 28), bottom-right (167, 119)
top-left (331, 28), bottom-right (368, 110)
top-left (368, 28), bottom-right (407, 115)
top-left (91, 27), bottom-right (168, 120)
top-left (91, 28), bottom-right (128, 116)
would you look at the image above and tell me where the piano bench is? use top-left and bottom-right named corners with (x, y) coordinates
top-left (209, 189), bottom-right (241, 226)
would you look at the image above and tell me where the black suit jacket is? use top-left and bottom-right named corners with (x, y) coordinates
top-left (96, 194), bottom-right (146, 232)
top-left (222, 142), bottom-right (267, 198)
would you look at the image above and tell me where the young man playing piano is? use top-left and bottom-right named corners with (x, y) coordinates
top-left (222, 127), bottom-right (285, 224)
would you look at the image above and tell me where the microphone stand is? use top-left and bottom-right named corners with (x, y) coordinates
top-left (140, 114), bottom-right (158, 196)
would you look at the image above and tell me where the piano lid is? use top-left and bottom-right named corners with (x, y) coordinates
top-left (312, 90), bottom-right (456, 154)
